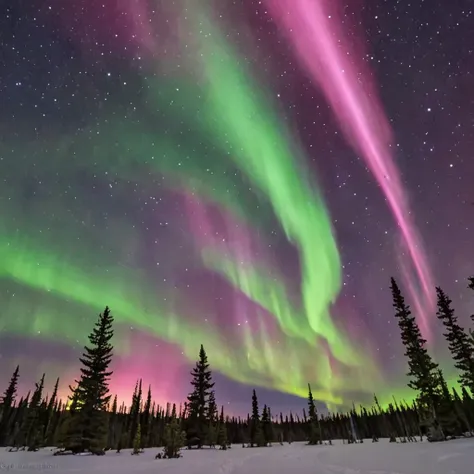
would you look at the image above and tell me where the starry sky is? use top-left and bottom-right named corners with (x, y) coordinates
top-left (1, 0), bottom-right (473, 415)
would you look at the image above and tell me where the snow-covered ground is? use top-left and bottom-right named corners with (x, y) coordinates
top-left (1, 439), bottom-right (473, 474)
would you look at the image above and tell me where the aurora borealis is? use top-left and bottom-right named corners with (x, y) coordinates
top-left (1, 0), bottom-right (473, 414)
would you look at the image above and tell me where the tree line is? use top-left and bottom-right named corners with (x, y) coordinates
top-left (0, 276), bottom-right (472, 456)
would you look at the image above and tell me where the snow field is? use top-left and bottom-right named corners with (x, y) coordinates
top-left (1, 438), bottom-right (473, 474)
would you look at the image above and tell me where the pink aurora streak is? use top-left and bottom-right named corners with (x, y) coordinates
top-left (266, 0), bottom-right (435, 338)
top-left (184, 195), bottom-right (281, 336)
top-left (184, 195), bottom-right (267, 268)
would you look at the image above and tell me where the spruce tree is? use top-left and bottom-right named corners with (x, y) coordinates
top-left (261, 405), bottom-right (274, 445)
top-left (20, 374), bottom-right (45, 451)
top-left (132, 424), bottom-right (142, 455)
top-left (436, 287), bottom-right (474, 392)
top-left (249, 390), bottom-right (264, 447)
top-left (128, 379), bottom-right (142, 446)
top-left (261, 406), bottom-right (269, 445)
top-left (64, 306), bottom-right (114, 454)
top-left (1, 365), bottom-right (19, 419)
top-left (107, 395), bottom-right (118, 450)
top-left (288, 412), bottom-right (295, 443)
top-left (45, 398), bottom-right (62, 447)
top-left (205, 421), bottom-right (217, 448)
top-left (452, 388), bottom-right (473, 434)
top-left (204, 390), bottom-right (218, 447)
top-left (436, 370), bottom-right (461, 437)
top-left (307, 384), bottom-right (321, 445)
top-left (217, 406), bottom-right (228, 449)
top-left (10, 394), bottom-right (29, 448)
top-left (161, 418), bottom-right (185, 459)
top-left (141, 386), bottom-right (152, 448)
top-left (207, 390), bottom-right (218, 422)
top-left (0, 365), bottom-right (20, 444)
top-left (250, 389), bottom-right (259, 446)
top-left (390, 278), bottom-right (440, 409)
top-left (187, 345), bottom-right (214, 446)
top-left (44, 377), bottom-right (59, 441)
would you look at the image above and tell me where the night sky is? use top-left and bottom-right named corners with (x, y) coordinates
top-left (1, 0), bottom-right (473, 416)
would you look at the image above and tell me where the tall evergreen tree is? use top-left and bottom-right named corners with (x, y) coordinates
top-left (141, 386), bottom-right (152, 447)
top-left (217, 406), bottom-right (228, 449)
top-left (1, 365), bottom-right (19, 418)
top-left (204, 390), bottom-right (218, 447)
top-left (436, 287), bottom-right (474, 392)
top-left (132, 424), bottom-right (142, 455)
top-left (187, 345), bottom-right (214, 446)
top-left (261, 405), bottom-right (269, 445)
top-left (45, 378), bottom-right (59, 417)
top-left (207, 390), bottom-right (218, 423)
top-left (390, 278), bottom-right (440, 408)
top-left (261, 405), bottom-right (274, 445)
top-left (435, 369), bottom-right (461, 436)
top-left (106, 395), bottom-right (118, 450)
top-left (44, 377), bottom-right (59, 442)
top-left (0, 365), bottom-right (20, 444)
top-left (20, 373), bottom-right (45, 450)
top-left (452, 387), bottom-right (472, 434)
top-left (307, 384), bottom-right (321, 445)
top-left (10, 394), bottom-right (29, 448)
top-left (250, 389), bottom-right (259, 444)
top-left (64, 306), bottom-right (114, 454)
top-left (128, 379), bottom-right (142, 446)
top-left (249, 390), bottom-right (264, 447)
